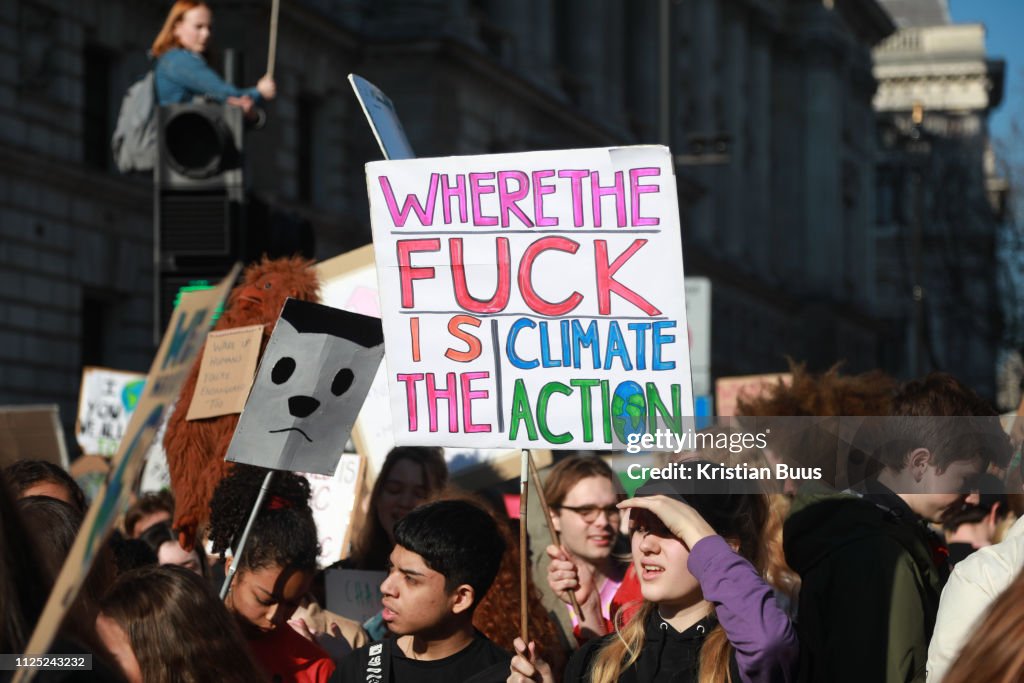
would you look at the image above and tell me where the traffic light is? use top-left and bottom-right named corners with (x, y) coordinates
top-left (153, 102), bottom-right (247, 339)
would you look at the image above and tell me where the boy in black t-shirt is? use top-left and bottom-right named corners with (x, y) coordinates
top-left (334, 499), bottom-right (510, 683)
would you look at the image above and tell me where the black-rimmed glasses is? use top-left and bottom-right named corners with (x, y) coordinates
top-left (558, 504), bottom-right (621, 523)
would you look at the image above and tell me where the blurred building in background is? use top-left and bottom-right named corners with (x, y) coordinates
top-left (874, 0), bottom-right (1007, 400)
top-left (0, 0), bottom-right (1009, 442)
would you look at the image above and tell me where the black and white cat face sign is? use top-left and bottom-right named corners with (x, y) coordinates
top-left (225, 298), bottom-right (384, 476)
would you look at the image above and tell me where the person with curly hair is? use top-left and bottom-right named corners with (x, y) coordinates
top-left (208, 465), bottom-right (334, 683)
top-left (735, 361), bottom-right (897, 493)
top-left (96, 564), bottom-right (269, 683)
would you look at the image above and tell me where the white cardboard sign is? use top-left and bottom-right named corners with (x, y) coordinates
top-left (367, 146), bottom-right (694, 449)
top-left (304, 452), bottom-right (364, 568)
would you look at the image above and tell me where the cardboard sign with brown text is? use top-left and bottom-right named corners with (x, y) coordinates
top-left (186, 324), bottom-right (263, 420)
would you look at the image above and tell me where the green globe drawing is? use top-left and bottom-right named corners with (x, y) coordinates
top-left (611, 381), bottom-right (646, 444)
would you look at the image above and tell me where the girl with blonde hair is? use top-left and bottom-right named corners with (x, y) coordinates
top-left (508, 469), bottom-right (797, 683)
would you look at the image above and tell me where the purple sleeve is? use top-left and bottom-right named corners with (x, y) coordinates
top-left (688, 535), bottom-right (798, 683)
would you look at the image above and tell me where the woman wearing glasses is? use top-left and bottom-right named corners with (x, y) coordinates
top-left (545, 456), bottom-right (629, 640)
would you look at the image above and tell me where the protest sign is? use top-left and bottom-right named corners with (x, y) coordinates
top-left (0, 404), bottom-right (68, 469)
top-left (185, 324), bottom-right (262, 420)
top-left (684, 277), bottom-right (710, 396)
top-left (325, 568), bottom-right (387, 625)
top-left (138, 402), bottom-right (174, 494)
top-left (318, 245), bottom-right (393, 476)
top-left (68, 454), bottom-right (109, 503)
top-left (15, 265), bottom-right (241, 677)
top-left (348, 74), bottom-right (415, 160)
top-left (304, 452), bottom-right (364, 568)
top-left (225, 299), bottom-right (385, 476)
top-left (366, 145), bottom-right (694, 449)
top-left (75, 367), bottom-right (146, 457)
top-left (715, 373), bottom-right (792, 418)
top-left (318, 246), bottom-right (542, 481)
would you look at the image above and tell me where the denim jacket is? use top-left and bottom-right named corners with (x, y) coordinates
top-left (154, 48), bottom-right (260, 106)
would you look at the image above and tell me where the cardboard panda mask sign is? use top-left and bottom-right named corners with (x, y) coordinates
top-left (226, 298), bottom-right (385, 476)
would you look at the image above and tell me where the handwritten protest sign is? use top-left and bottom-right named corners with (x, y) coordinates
top-left (15, 265), bottom-right (240, 679)
top-left (186, 325), bottom-right (262, 420)
top-left (75, 367), bottom-right (146, 457)
top-left (318, 245), bottom-right (393, 476)
top-left (304, 452), bottom-right (364, 568)
top-left (367, 146), bottom-right (694, 449)
top-left (326, 569), bottom-right (387, 625)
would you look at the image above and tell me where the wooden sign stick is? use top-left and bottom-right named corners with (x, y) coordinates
top-left (519, 449), bottom-right (529, 644)
top-left (528, 451), bottom-right (585, 622)
top-left (267, 0), bottom-right (281, 80)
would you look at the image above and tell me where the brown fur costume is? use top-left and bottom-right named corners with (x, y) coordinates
top-left (164, 256), bottom-right (320, 549)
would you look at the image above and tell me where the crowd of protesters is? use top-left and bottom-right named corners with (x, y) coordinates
top-left (3, 365), bottom-right (1024, 683)
top-left (6, 0), bottom-right (1020, 681)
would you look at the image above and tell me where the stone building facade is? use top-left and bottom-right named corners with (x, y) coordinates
top-left (873, 0), bottom-right (1006, 397)
top-left (0, 0), bottom-right (901, 442)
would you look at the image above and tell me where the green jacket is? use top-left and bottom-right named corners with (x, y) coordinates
top-left (784, 488), bottom-right (947, 683)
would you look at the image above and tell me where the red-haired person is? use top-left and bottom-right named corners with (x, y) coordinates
top-left (151, 0), bottom-right (275, 112)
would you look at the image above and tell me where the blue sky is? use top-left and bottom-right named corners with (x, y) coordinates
top-left (949, 1), bottom-right (1023, 169)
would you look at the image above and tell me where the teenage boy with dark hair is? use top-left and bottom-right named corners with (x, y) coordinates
top-left (784, 373), bottom-right (1012, 683)
top-left (334, 499), bottom-right (510, 683)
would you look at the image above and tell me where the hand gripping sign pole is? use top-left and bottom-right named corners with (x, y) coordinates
top-left (519, 449), bottom-right (529, 644)
top-left (220, 470), bottom-right (276, 599)
top-left (267, 0), bottom-right (280, 80)
top-left (528, 452), bottom-right (585, 622)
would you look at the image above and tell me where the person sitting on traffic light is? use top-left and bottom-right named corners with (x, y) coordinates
top-left (151, 0), bottom-right (276, 116)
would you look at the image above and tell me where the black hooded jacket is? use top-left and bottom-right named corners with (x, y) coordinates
top-left (564, 610), bottom-right (741, 683)
top-left (783, 482), bottom-right (948, 683)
